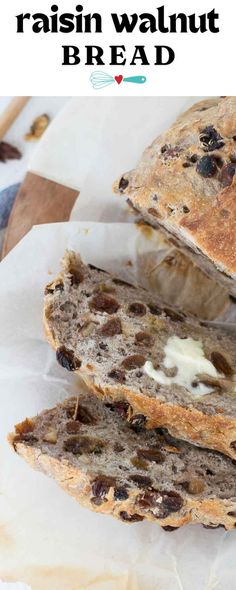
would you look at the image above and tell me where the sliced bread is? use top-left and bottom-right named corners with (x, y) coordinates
top-left (44, 251), bottom-right (236, 459)
top-left (10, 391), bottom-right (236, 530)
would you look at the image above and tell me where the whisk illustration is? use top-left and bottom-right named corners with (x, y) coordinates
top-left (90, 71), bottom-right (147, 89)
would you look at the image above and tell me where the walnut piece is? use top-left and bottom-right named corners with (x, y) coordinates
top-left (186, 479), bottom-right (205, 494)
top-left (210, 351), bottom-right (234, 377)
top-left (43, 428), bottom-right (58, 444)
top-left (25, 114), bottom-right (50, 141)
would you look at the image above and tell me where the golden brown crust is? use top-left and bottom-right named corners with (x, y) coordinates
top-left (113, 97), bottom-right (236, 289)
top-left (81, 372), bottom-right (236, 459)
top-left (11, 438), bottom-right (236, 530)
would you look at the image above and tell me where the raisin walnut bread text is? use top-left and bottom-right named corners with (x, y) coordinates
top-left (10, 392), bottom-right (236, 531)
top-left (44, 251), bottom-right (236, 459)
top-left (113, 97), bottom-right (236, 296)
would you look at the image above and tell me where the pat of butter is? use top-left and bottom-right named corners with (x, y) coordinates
top-left (144, 336), bottom-right (221, 396)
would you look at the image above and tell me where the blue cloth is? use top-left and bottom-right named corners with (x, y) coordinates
top-left (0, 183), bottom-right (20, 230)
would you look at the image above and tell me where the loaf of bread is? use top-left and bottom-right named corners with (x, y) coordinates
top-left (44, 251), bottom-right (236, 459)
top-left (10, 391), bottom-right (236, 530)
top-left (113, 97), bottom-right (236, 296)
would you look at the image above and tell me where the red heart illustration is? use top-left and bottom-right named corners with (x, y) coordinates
top-left (115, 75), bottom-right (123, 85)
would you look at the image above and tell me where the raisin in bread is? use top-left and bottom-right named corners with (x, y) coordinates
top-left (44, 251), bottom-right (236, 459)
top-left (10, 392), bottom-right (236, 530)
top-left (113, 97), bottom-right (236, 296)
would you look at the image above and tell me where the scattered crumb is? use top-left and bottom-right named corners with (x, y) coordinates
top-left (0, 141), bottom-right (22, 163)
top-left (25, 114), bottom-right (50, 141)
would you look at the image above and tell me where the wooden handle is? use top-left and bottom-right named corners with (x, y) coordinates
top-left (0, 97), bottom-right (30, 140)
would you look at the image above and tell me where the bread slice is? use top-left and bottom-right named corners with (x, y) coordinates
top-left (10, 391), bottom-right (236, 530)
top-left (113, 97), bottom-right (236, 296)
top-left (44, 251), bottom-right (236, 459)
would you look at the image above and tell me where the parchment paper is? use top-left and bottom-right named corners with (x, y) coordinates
top-left (0, 221), bottom-right (236, 590)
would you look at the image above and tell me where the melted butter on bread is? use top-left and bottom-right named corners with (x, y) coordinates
top-left (144, 336), bottom-right (223, 396)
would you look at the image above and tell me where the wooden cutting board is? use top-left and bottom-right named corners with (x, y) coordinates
top-left (2, 172), bottom-right (78, 257)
